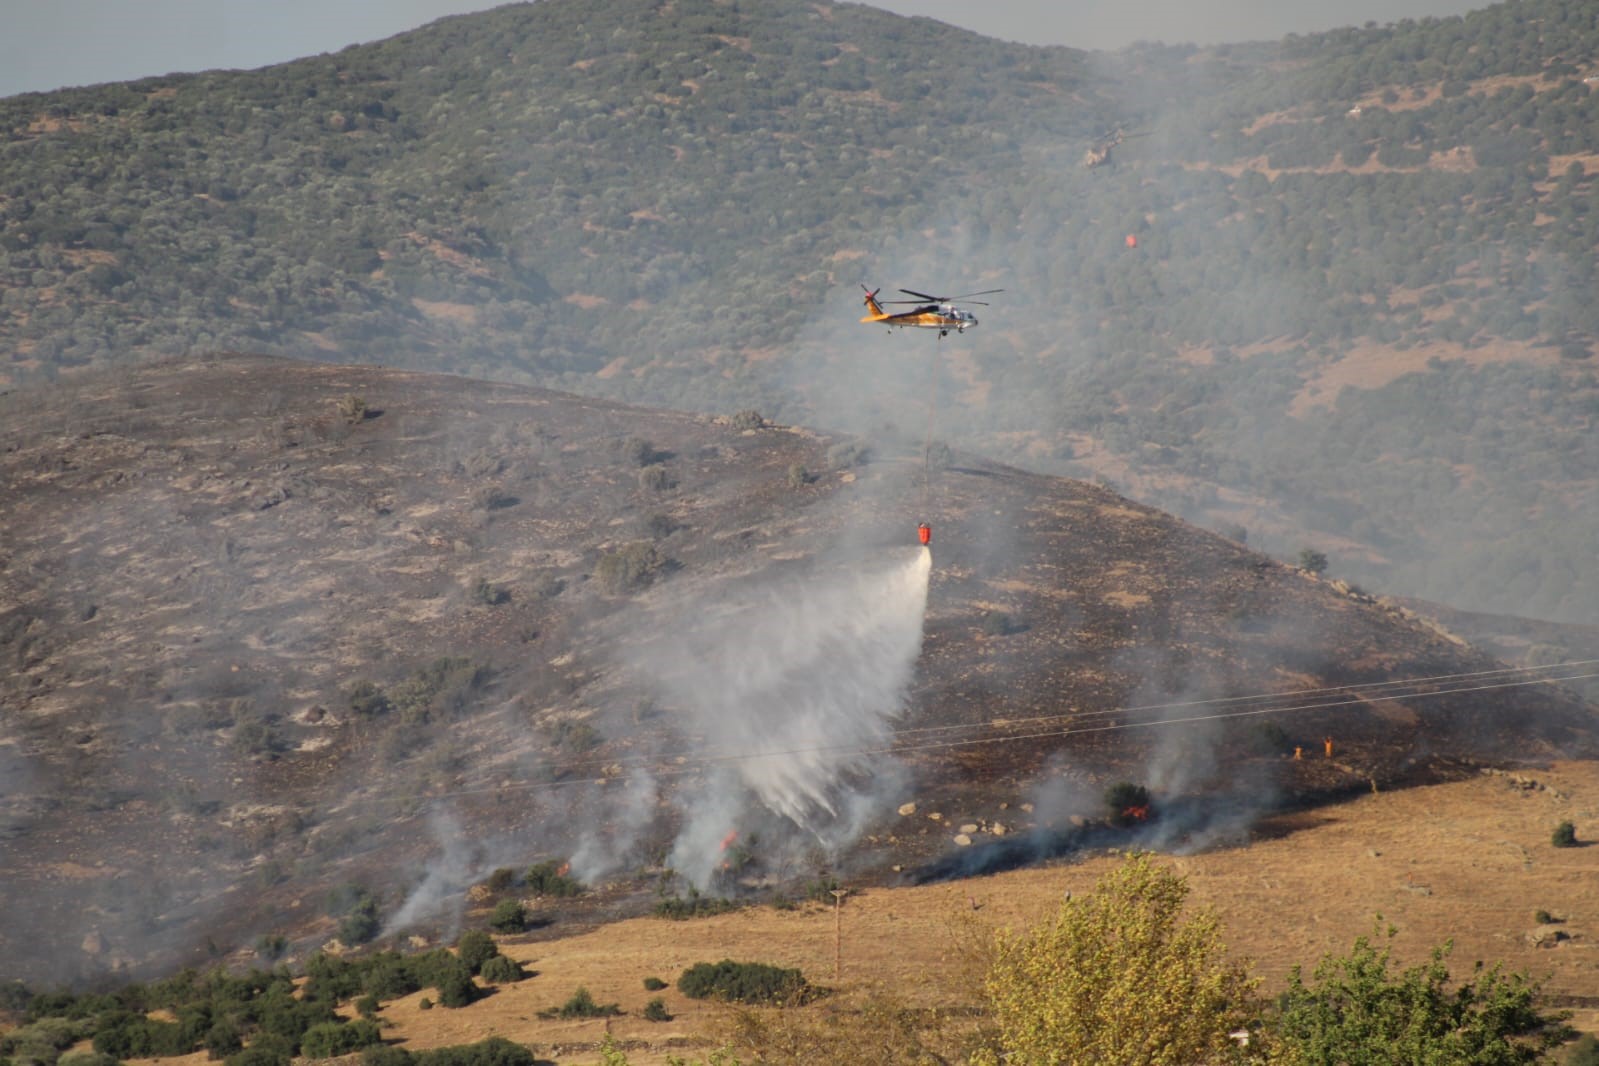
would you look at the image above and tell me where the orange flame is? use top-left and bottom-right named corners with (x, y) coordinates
top-left (719, 830), bottom-right (738, 852)
top-left (1122, 805), bottom-right (1150, 822)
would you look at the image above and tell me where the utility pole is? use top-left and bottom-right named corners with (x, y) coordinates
top-left (830, 888), bottom-right (849, 980)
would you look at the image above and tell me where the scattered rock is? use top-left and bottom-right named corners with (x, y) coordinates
top-left (959, 823), bottom-right (979, 835)
top-left (1527, 926), bottom-right (1570, 948)
top-left (928, 812), bottom-right (943, 822)
top-left (1020, 803), bottom-right (1034, 813)
top-left (953, 834), bottom-right (972, 847)
top-left (992, 823), bottom-right (1008, 836)
top-left (897, 802), bottom-right (917, 817)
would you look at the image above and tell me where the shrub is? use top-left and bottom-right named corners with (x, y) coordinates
top-left (642, 977), bottom-right (667, 991)
top-left (478, 956), bottom-right (525, 985)
top-left (362, 1047), bottom-right (414, 1066)
top-left (489, 900), bottom-right (527, 933)
top-left (595, 542), bottom-right (666, 594)
top-left (677, 960), bottom-right (809, 1004)
top-left (786, 463), bottom-right (810, 489)
top-left (653, 896), bottom-right (741, 920)
top-left (417, 999), bottom-right (432, 1011)
top-left (346, 680), bottom-right (391, 718)
top-left (434, 967), bottom-right (479, 1010)
top-left (525, 860), bottom-right (582, 898)
top-left (300, 1020), bottom-right (382, 1059)
top-left (470, 577), bottom-right (509, 606)
top-left (354, 995), bottom-right (379, 1019)
top-left (353, 952), bottom-right (421, 1000)
top-left (338, 395), bottom-right (368, 424)
top-left (547, 988), bottom-right (620, 1020)
top-left (225, 1044), bottom-right (291, 1066)
top-left (254, 933), bottom-right (287, 961)
top-left (619, 437), bottom-right (659, 466)
top-left (642, 998), bottom-right (672, 1022)
top-left (827, 440), bottom-right (869, 469)
top-left (1104, 782), bottom-right (1152, 827)
top-left (1552, 821), bottom-right (1578, 848)
top-left (408, 1037), bottom-right (536, 1066)
top-left (544, 719), bottom-right (602, 753)
top-left (455, 930), bottom-right (497, 975)
top-left (484, 868), bottom-right (516, 893)
top-left (1297, 548), bottom-right (1329, 574)
top-left (637, 464), bottom-right (672, 492)
top-left (58, 1052), bottom-right (119, 1066)
top-left (731, 409), bottom-right (765, 430)
top-left (979, 610), bottom-right (1021, 637)
top-left (337, 897), bottom-right (382, 946)
top-left (1534, 909), bottom-right (1555, 925)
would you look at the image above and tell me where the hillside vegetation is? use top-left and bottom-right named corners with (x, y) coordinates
top-left (4, 355), bottom-right (1593, 990)
top-left (2, 0), bottom-right (1598, 622)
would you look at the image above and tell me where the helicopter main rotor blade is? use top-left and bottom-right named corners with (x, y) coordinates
top-left (947, 289), bottom-right (1004, 300)
top-left (899, 289), bottom-right (941, 302)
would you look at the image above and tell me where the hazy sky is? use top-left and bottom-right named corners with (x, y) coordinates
top-left (1, 0), bottom-right (1489, 100)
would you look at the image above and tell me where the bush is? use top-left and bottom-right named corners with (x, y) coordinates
top-left (652, 896), bottom-right (741, 920)
top-left (595, 542), bottom-right (666, 594)
top-left (1103, 782), bottom-right (1152, 827)
top-left (637, 464), bottom-right (672, 492)
top-left (1534, 910), bottom-right (1555, 925)
top-left (484, 868), bottom-right (516, 893)
top-left (525, 860), bottom-right (582, 898)
top-left (300, 1020), bottom-right (382, 1059)
top-left (547, 988), bottom-right (620, 1020)
top-left (642, 977), bottom-right (667, 991)
top-left (409, 1037), bottom-right (536, 1066)
top-left (346, 680), bottom-right (391, 718)
top-left (677, 960), bottom-right (809, 1004)
top-left (434, 968), bottom-right (479, 1010)
top-left (489, 900), bottom-right (527, 933)
top-left (1297, 547), bottom-right (1329, 574)
top-left (786, 463), bottom-right (810, 488)
top-left (642, 998), bottom-right (672, 1022)
top-left (470, 577), bottom-right (509, 606)
top-left (478, 956), bottom-right (525, 985)
top-left (456, 931), bottom-right (497, 974)
top-left (334, 892), bottom-right (382, 946)
top-left (827, 440), bottom-right (869, 469)
top-left (225, 1045), bottom-right (291, 1066)
top-left (254, 934), bottom-right (287, 962)
top-left (1552, 821), bottom-right (1578, 848)
top-left (619, 437), bottom-right (659, 466)
top-left (731, 409), bottom-right (765, 430)
top-left (338, 395), bottom-right (368, 424)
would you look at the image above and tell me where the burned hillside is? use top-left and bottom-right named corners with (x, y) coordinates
top-left (1, 354), bottom-right (1594, 985)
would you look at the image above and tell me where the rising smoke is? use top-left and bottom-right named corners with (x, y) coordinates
top-left (579, 545), bottom-right (933, 889)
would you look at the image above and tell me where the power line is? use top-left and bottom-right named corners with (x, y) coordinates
top-left (421, 659), bottom-right (1599, 803)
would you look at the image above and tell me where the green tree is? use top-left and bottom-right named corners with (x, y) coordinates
top-left (973, 852), bottom-right (1262, 1066)
top-left (1277, 923), bottom-right (1571, 1064)
top-left (1298, 548), bottom-right (1329, 574)
top-left (1552, 821), bottom-right (1578, 848)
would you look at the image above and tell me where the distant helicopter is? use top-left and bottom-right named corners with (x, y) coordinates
top-left (860, 286), bottom-right (1003, 337)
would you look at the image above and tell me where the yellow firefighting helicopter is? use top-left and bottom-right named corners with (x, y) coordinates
top-left (860, 285), bottom-right (1003, 337)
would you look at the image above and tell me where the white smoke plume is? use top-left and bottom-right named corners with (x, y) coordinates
top-left (382, 808), bottom-right (488, 938)
top-left (619, 546), bottom-right (933, 889)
